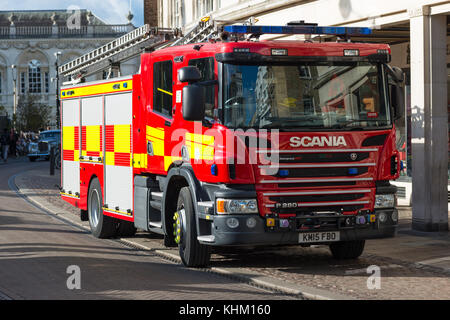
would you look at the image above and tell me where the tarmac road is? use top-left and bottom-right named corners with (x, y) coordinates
top-left (4, 159), bottom-right (450, 300)
top-left (0, 159), bottom-right (295, 300)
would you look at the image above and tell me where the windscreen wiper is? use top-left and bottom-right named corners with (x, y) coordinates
top-left (332, 119), bottom-right (388, 128)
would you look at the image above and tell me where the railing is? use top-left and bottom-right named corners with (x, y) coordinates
top-left (16, 26), bottom-right (52, 37)
top-left (0, 26), bottom-right (9, 37)
top-left (0, 24), bottom-right (131, 39)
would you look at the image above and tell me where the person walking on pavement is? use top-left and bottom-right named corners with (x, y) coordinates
top-left (1, 128), bottom-right (10, 163)
top-left (9, 128), bottom-right (18, 158)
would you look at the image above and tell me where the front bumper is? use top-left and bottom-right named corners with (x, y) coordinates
top-left (28, 153), bottom-right (50, 157)
top-left (202, 209), bottom-right (398, 246)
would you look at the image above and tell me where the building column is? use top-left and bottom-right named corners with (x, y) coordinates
top-left (409, 7), bottom-right (448, 232)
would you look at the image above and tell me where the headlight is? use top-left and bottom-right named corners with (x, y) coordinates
top-left (216, 199), bottom-right (258, 214)
top-left (375, 194), bottom-right (395, 209)
top-left (29, 144), bottom-right (38, 152)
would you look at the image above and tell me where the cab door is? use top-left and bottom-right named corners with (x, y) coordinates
top-left (146, 55), bottom-right (175, 175)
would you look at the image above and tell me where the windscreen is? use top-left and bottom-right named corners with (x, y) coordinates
top-left (223, 62), bottom-right (390, 130)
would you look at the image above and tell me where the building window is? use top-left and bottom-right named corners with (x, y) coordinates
top-left (28, 60), bottom-right (42, 93)
top-left (45, 72), bottom-right (49, 93)
top-left (0, 71), bottom-right (2, 94)
top-left (20, 72), bottom-right (26, 94)
top-left (196, 0), bottom-right (214, 18)
top-left (153, 60), bottom-right (173, 118)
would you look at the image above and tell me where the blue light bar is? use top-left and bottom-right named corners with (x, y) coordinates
top-left (223, 25), bottom-right (372, 36)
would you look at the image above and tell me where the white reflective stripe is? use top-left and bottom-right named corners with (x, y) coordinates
top-left (262, 189), bottom-right (371, 197)
top-left (265, 200), bottom-right (370, 207)
top-left (260, 177), bottom-right (373, 184)
top-left (256, 148), bottom-right (378, 153)
top-left (259, 163), bottom-right (376, 169)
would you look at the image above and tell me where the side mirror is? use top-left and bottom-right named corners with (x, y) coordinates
top-left (182, 84), bottom-right (206, 121)
top-left (390, 66), bottom-right (404, 83)
top-left (390, 84), bottom-right (404, 121)
top-left (178, 66), bottom-right (202, 83)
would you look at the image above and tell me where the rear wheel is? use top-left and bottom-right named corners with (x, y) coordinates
top-left (175, 187), bottom-right (211, 267)
top-left (88, 177), bottom-right (116, 238)
top-left (329, 240), bottom-right (365, 259)
top-left (29, 157), bottom-right (36, 162)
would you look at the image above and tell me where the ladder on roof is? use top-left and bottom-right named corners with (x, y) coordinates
top-left (59, 24), bottom-right (181, 81)
top-left (59, 19), bottom-right (221, 82)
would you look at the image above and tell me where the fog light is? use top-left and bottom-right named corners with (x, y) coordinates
top-left (392, 210), bottom-right (398, 222)
top-left (246, 217), bottom-right (257, 228)
top-left (226, 218), bottom-right (240, 229)
top-left (379, 212), bottom-right (387, 223)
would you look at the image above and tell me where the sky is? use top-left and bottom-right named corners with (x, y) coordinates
top-left (0, 0), bottom-right (144, 26)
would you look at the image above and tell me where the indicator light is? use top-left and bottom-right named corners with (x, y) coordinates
top-left (211, 164), bottom-right (218, 176)
top-left (266, 218), bottom-right (275, 227)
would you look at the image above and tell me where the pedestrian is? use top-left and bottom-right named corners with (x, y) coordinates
top-left (1, 128), bottom-right (10, 163)
top-left (9, 128), bottom-right (18, 158)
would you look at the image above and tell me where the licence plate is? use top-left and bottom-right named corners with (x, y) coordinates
top-left (298, 231), bottom-right (340, 243)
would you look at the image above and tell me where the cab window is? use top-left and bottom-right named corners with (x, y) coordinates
top-left (153, 60), bottom-right (173, 118)
top-left (188, 57), bottom-right (215, 119)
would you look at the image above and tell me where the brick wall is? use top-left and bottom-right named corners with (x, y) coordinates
top-left (144, 0), bottom-right (158, 26)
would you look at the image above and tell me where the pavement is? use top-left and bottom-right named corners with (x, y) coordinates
top-left (9, 160), bottom-right (450, 300)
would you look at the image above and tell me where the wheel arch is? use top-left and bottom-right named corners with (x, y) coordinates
top-left (161, 164), bottom-right (206, 238)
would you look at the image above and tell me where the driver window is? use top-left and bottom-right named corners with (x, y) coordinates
top-left (188, 57), bottom-right (215, 119)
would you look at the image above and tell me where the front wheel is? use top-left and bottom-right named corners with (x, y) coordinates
top-left (88, 177), bottom-right (117, 238)
top-left (329, 240), bottom-right (365, 260)
top-left (174, 187), bottom-right (211, 267)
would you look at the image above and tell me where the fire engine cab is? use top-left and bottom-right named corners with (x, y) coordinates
top-left (59, 19), bottom-right (404, 267)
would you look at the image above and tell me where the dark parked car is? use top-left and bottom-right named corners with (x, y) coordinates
top-left (28, 130), bottom-right (61, 162)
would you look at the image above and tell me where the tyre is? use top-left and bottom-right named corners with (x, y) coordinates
top-left (88, 177), bottom-right (117, 238)
top-left (174, 187), bottom-right (211, 267)
top-left (329, 240), bottom-right (365, 260)
top-left (29, 157), bottom-right (37, 162)
top-left (116, 220), bottom-right (137, 237)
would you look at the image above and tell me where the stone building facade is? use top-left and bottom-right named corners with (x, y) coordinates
top-left (0, 9), bottom-right (138, 128)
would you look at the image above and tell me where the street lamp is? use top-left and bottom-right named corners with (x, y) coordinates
top-left (11, 64), bottom-right (17, 130)
top-left (54, 51), bottom-right (62, 129)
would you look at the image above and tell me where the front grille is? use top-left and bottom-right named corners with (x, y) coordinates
top-left (269, 193), bottom-right (365, 203)
top-left (278, 181), bottom-right (357, 188)
top-left (38, 142), bottom-right (49, 153)
top-left (264, 152), bottom-right (370, 163)
top-left (271, 204), bottom-right (365, 215)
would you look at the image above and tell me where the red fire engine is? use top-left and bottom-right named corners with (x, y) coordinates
top-left (59, 19), bottom-right (404, 267)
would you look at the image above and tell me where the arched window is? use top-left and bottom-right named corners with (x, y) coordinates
top-left (28, 60), bottom-right (42, 93)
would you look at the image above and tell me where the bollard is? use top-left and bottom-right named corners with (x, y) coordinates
top-left (50, 147), bottom-right (55, 176)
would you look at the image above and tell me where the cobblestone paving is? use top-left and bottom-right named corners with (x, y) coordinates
top-left (16, 166), bottom-right (450, 300)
